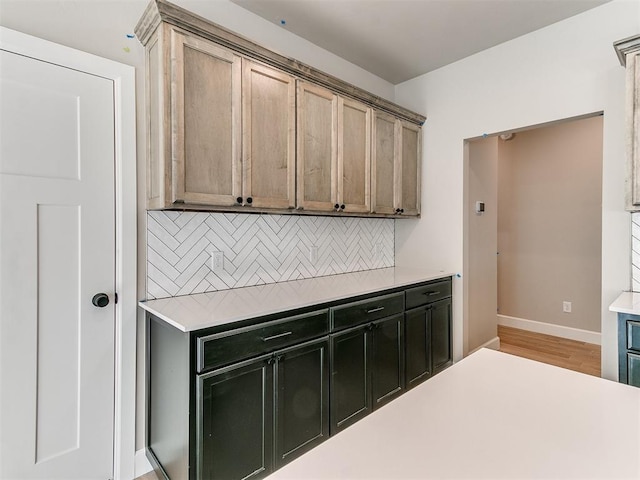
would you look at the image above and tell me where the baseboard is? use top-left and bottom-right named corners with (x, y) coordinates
top-left (469, 336), bottom-right (501, 355)
top-left (497, 314), bottom-right (601, 345)
top-left (135, 448), bottom-right (153, 477)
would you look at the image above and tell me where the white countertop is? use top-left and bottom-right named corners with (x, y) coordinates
top-left (139, 267), bottom-right (453, 332)
top-left (267, 349), bottom-right (640, 480)
top-left (609, 291), bottom-right (640, 315)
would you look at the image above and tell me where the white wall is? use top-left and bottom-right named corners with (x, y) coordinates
top-left (394, 0), bottom-right (639, 379)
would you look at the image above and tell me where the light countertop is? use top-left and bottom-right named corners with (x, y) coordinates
top-left (139, 267), bottom-right (453, 332)
top-left (266, 348), bottom-right (640, 480)
top-left (609, 291), bottom-right (640, 315)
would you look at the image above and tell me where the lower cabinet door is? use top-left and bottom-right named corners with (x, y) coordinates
top-left (371, 314), bottom-right (404, 409)
top-left (431, 298), bottom-right (453, 374)
top-left (197, 357), bottom-right (274, 480)
top-left (275, 338), bottom-right (330, 467)
top-left (405, 306), bottom-right (431, 389)
top-left (628, 353), bottom-right (640, 387)
top-left (330, 325), bottom-right (371, 433)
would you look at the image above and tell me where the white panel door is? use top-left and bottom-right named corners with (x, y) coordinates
top-left (0, 48), bottom-right (116, 479)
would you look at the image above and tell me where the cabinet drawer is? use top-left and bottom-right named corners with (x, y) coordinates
top-left (627, 321), bottom-right (640, 352)
top-left (197, 310), bottom-right (329, 372)
top-left (331, 292), bottom-right (404, 331)
top-left (405, 279), bottom-right (451, 309)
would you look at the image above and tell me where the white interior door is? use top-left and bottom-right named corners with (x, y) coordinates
top-left (0, 47), bottom-right (116, 479)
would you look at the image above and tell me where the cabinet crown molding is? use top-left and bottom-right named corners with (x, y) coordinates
top-left (614, 34), bottom-right (640, 66)
top-left (134, 0), bottom-right (426, 125)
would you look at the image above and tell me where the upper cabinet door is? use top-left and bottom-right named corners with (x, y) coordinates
top-left (371, 111), bottom-right (397, 215)
top-left (242, 60), bottom-right (296, 209)
top-left (397, 120), bottom-right (421, 217)
top-left (172, 29), bottom-right (242, 206)
top-left (296, 81), bottom-right (338, 212)
top-left (338, 97), bottom-right (371, 213)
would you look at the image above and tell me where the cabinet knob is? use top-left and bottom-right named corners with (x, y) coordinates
top-left (334, 203), bottom-right (340, 210)
top-left (246, 197), bottom-right (253, 204)
top-left (236, 196), bottom-right (243, 204)
top-left (340, 204), bottom-right (345, 210)
top-left (395, 208), bottom-right (400, 214)
top-left (400, 209), bottom-right (404, 214)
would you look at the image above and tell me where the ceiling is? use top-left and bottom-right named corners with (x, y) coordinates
top-left (231, 0), bottom-right (611, 84)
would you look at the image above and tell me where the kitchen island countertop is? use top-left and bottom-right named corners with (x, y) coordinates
top-left (609, 291), bottom-right (640, 316)
top-left (139, 267), bottom-right (453, 332)
top-left (266, 348), bottom-right (640, 480)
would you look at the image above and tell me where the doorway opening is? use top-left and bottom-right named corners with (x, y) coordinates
top-left (463, 113), bottom-right (603, 375)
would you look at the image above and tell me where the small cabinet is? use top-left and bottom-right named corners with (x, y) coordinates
top-left (296, 81), bottom-right (371, 214)
top-left (275, 338), bottom-right (330, 467)
top-left (614, 35), bottom-right (640, 210)
top-left (617, 314), bottom-right (640, 387)
top-left (198, 337), bottom-right (329, 480)
top-left (148, 27), bottom-right (243, 209)
top-left (371, 113), bottom-right (422, 216)
top-left (198, 356), bottom-right (274, 480)
top-left (330, 292), bottom-right (405, 433)
top-left (242, 60), bottom-right (296, 209)
top-left (404, 280), bottom-right (453, 389)
top-left (145, 27), bottom-right (295, 210)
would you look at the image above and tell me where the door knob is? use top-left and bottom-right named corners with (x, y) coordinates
top-left (92, 293), bottom-right (110, 308)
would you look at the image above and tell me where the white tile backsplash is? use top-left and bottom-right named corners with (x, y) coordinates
top-left (146, 211), bottom-right (395, 299)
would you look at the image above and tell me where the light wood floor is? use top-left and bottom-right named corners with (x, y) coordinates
top-left (498, 325), bottom-right (601, 377)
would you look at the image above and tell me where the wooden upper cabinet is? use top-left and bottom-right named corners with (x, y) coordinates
top-left (614, 35), bottom-right (640, 210)
top-left (146, 27), bottom-right (242, 209)
top-left (372, 113), bottom-right (421, 217)
top-left (242, 60), bottom-right (296, 209)
top-left (398, 120), bottom-right (421, 216)
top-left (296, 81), bottom-right (338, 212)
top-left (338, 97), bottom-right (371, 213)
top-left (172, 29), bottom-right (242, 207)
top-left (371, 111), bottom-right (397, 215)
top-left (297, 81), bottom-right (371, 214)
top-left (137, 1), bottom-right (425, 215)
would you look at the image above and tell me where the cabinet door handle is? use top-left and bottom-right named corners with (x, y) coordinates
top-left (423, 291), bottom-right (441, 296)
top-left (262, 331), bottom-right (293, 342)
top-left (365, 306), bottom-right (385, 314)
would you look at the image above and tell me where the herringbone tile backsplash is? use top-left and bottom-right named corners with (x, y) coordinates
top-left (146, 211), bottom-right (395, 299)
top-left (633, 213), bottom-right (640, 292)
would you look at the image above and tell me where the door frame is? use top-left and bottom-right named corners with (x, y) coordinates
top-left (0, 27), bottom-right (137, 479)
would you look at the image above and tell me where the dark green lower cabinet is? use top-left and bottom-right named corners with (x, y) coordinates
top-left (618, 315), bottom-right (640, 388)
top-left (405, 307), bottom-right (431, 388)
top-left (198, 357), bottom-right (274, 480)
top-left (330, 325), bottom-right (370, 433)
top-left (198, 338), bottom-right (329, 480)
top-left (431, 299), bottom-right (453, 374)
top-left (627, 353), bottom-right (640, 387)
top-left (371, 314), bottom-right (404, 408)
top-left (330, 314), bottom-right (404, 433)
top-left (276, 339), bottom-right (329, 467)
top-left (405, 298), bottom-right (452, 389)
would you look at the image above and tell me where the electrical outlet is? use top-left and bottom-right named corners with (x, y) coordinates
top-left (210, 251), bottom-right (224, 272)
top-left (563, 301), bottom-right (572, 313)
top-left (310, 245), bottom-right (318, 263)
